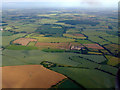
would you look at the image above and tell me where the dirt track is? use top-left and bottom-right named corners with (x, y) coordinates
top-left (2, 65), bottom-right (66, 88)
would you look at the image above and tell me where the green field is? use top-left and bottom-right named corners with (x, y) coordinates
top-left (75, 39), bottom-right (94, 44)
top-left (27, 41), bottom-right (36, 46)
top-left (63, 34), bottom-right (86, 39)
top-left (2, 50), bottom-right (80, 67)
top-left (32, 37), bottom-right (75, 43)
top-left (2, 33), bottom-right (26, 47)
top-left (51, 67), bottom-right (115, 88)
top-left (6, 45), bottom-right (38, 50)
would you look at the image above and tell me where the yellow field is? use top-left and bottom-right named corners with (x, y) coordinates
top-left (36, 37), bottom-right (75, 43)
top-left (106, 55), bottom-right (120, 66)
top-left (88, 52), bottom-right (102, 55)
top-left (25, 34), bottom-right (75, 42)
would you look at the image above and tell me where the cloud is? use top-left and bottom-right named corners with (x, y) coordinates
top-left (80, 0), bottom-right (101, 5)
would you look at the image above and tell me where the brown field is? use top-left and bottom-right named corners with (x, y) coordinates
top-left (104, 44), bottom-right (119, 55)
top-left (73, 34), bottom-right (84, 37)
top-left (13, 38), bottom-right (37, 46)
top-left (35, 42), bottom-right (70, 49)
top-left (2, 65), bottom-right (66, 88)
top-left (83, 44), bottom-right (104, 49)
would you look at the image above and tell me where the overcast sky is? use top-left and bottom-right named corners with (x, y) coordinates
top-left (2, 0), bottom-right (119, 8)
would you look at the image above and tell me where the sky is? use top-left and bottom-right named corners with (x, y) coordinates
top-left (2, 0), bottom-right (119, 9)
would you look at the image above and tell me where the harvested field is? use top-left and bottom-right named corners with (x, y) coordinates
top-left (83, 44), bottom-right (104, 49)
top-left (13, 38), bottom-right (37, 46)
top-left (35, 42), bottom-right (70, 50)
top-left (73, 34), bottom-right (84, 37)
top-left (2, 65), bottom-right (66, 88)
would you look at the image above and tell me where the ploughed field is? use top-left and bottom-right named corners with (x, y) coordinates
top-left (2, 65), bottom-right (66, 88)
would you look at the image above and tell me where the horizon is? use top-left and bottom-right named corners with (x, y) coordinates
top-left (2, 0), bottom-right (119, 9)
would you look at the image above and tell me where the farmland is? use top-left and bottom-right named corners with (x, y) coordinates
top-left (2, 65), bottom-right (67, 88)
top-left (1, 7), bottom-right (119, 89)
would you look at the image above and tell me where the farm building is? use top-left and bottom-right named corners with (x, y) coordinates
top-left (70, 46), bottom-right (82, 50)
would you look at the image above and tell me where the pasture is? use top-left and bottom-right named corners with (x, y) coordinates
top-left (51, 67), bottom-right (115, 88)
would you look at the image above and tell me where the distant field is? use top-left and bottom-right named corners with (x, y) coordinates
top-left (83, 44), bottom-right (104, 49)
top-left (38, 19), bottom-right (58, 24)
top-left (25, 33), bottom-right (75, 43)
top-left (2, 31), bottom-right (13, 36)
top-left (13, 38), bottom-right (37, 46)
top-left (27, 41), bottom-right (36, 46)
top-left (66, 29), bottom-right (80, 34)
top-left (34, 37), bottom-right (75, 43)
top-left (75, 40), bottom-right (94, 44)
top-left (104, 44), bottom-right (119, 56)
top-left (77, 54), bottom-right (107, 63)
top-left (63, 34), bottom-right (86, 39)
top-left (2, 33), bottom-right (26, 47)
top-left (35, 42), bottom-right (70, 50)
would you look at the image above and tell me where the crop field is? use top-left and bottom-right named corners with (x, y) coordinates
top-left (27, 41), bottom-right (36, 46)
top-left (35, 24), bottom-right (64, 36)
top-left (51, 67), bottom-right (115, 88)
top-left (105, 55), bottom-right (120, 66)
top-left (13, 38), bottom-right (37, 46)
top-left (88, 52), bottom-right (102, 55)
top-left (104, 44), bottom-right (119, 55)
top-left (2, 65), bottom-right (66, 88)
top-left (13, 24), bottom-right (39, 33)
top-left (103, 36), bottom-right (119, 44)
top-left (2, 50), bottom-right (81, 67)
top-left (63, 34), bottom-right (86, 39)
top-left (38, 19), bottom-right (58, 24)
top-left (83, 44), bottom-right (104, 49)
top-left (35, 42), bottom-right (70, 50)
top-left (78, 54), bottom-right (107, 63)
top-left (2, 31), bottom-right (13, 36)
top-left (66, 29), bottom-right (80, 34)
top-left (6, 45), bottom-right (38, 50)
top-left (75, 40), bottom-right (94, 44)
top-left (25, 33), bottom-right (45, 38)
top-left (73, 34), bottom-right (85, 37)
top-left (33, 37), bottom-right (75, 43)
top-left (82, 30), bottom-right (118, 45)
top-left (2, 33), bottom-right (26, 47)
